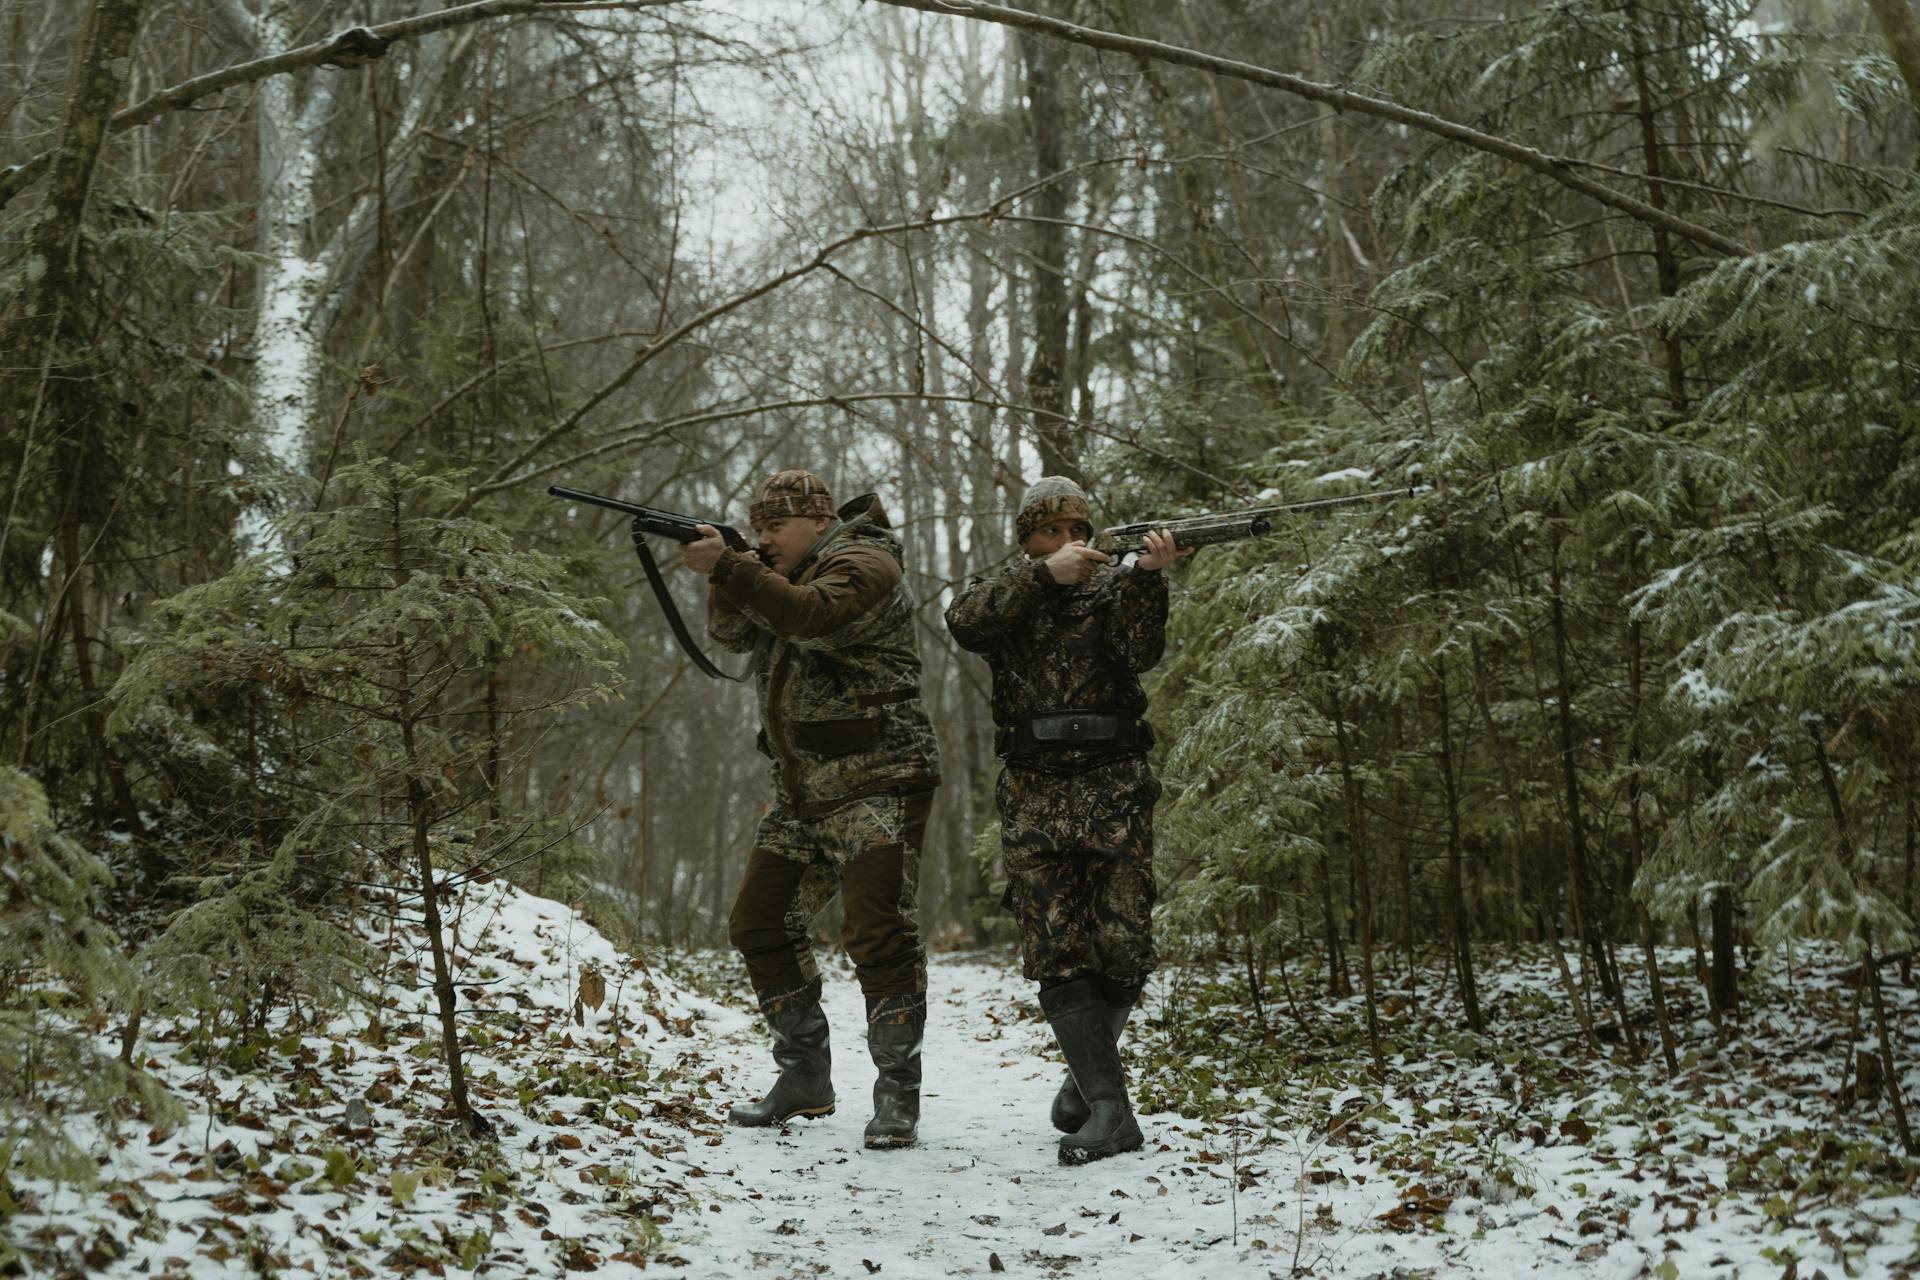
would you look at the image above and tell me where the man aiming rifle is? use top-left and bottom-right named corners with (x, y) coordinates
top-left (677, 470), bottom-right (940, 1151)
top-left (944, 477), bottom-right (1421, 1166)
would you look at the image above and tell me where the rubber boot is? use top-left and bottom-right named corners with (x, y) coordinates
top-left (1050, 982), bottom-right (1140, 1133)
top-left (862, 994), bottom-right (924, 1150)
top-left (729, 980), bottom-right (835, 1126)
top-left (1041, 978), bottom-right (1144, 1166)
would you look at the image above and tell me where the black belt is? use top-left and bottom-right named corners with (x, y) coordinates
top-left (995, 709), bottom-right (1154, 759)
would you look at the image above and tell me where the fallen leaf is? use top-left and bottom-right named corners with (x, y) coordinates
top-left (579, 968), bottom-right (606, 1012)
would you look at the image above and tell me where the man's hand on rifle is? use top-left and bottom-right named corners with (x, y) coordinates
top-left (1044, 540), bottom-right (1109, 585)
top-left (1135, 528), bottom-right (1195, 573)
top-left (680, 525), bottom-right (728, 575)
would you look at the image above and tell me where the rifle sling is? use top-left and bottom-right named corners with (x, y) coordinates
top-left (628, 519), bottom-right (748, 683)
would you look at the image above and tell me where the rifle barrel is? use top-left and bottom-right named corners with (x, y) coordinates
top-left (547, 484), bottom-right (648, 517)
top-left (1098, 484), bottom-right (1428, 553)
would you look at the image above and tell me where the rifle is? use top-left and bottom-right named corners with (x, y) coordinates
top-left (547, 485), bottom-right (752, 682)
top-left (1097, 486), bottom-right (1428, 556)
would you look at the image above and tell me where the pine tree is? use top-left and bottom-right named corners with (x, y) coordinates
top-left (0, 767), bottom-right (177, 1190)
top-left (110, 454), bottom-right (625, 1134)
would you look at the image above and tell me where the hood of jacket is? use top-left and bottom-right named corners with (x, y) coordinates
top-left (789, 492), bottom-right (900, 582)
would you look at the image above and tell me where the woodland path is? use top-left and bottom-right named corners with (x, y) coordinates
top-left (688, 956), bottom-right (1405, 1280)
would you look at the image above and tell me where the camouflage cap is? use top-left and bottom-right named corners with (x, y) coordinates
top-left (750, 469), bottom-right (835, 525)
top-left (1015, 475), bottom-right (1092, 545)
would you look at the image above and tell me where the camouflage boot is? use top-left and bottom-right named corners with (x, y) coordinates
top-left (730, 980), bottom-right (835, 1127)
top-left (1041, 978), bottom-right (1143, 1166)
top-left (1050, 981), bottom-right (1140, 1133)
top-left (862, 994), bottom-right (924, 1150)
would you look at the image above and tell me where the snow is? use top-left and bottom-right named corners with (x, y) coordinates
top-left (16, 884), bottom-right (1920, 1278)
top-left (1669, 668), bottom-right (1732, 709)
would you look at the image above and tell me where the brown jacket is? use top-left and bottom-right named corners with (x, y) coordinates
top-left (708, 494), bottom-right (940, 816)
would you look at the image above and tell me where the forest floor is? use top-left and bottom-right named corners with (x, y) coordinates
top-left (9, 880), bottom-right (1920, 1278)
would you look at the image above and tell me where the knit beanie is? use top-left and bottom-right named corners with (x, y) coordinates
top-left (750, 469), bottom-right (835, 524)
top-left (1014, 476), bottom-right (1092, 545)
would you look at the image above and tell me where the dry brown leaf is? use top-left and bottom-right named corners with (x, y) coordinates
top-left (579, 968), bottom-right (606, 1012)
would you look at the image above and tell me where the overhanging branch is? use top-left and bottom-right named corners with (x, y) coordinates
top-left (871, 0), bottom-right (1752, 259)
top-left (0, 0), bottom-right (683, 210)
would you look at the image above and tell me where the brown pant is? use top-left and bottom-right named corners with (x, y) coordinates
top-left (728, 789), bottom-right (933, 1001)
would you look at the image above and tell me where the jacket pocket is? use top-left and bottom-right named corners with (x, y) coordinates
top-left (791, 716), bottom-right (881, 757)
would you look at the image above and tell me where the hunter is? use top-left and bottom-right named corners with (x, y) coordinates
top-left (679, 469), bottom-right (940, 1150)
top-left (945, 476), bottom-right (1189, 1165)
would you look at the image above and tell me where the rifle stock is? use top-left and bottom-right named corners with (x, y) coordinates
top-left (546, 483), bottom-right (750, 682)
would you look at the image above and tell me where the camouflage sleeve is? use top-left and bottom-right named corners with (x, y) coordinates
top-left (1107, 566), bottom-right (1169, 673)
top-left (706, 551), bottom-right (764, 654)
top-left (711, 545), bottom-right (899, 650)
top-left (945, 558), bottom-right (1059, 652)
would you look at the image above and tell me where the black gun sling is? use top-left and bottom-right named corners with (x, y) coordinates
top-left (628, 517), bottom-right (747, 682)
top-left (996, 708), bottom-right (1154, 759)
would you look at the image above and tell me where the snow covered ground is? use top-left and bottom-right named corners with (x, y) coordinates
top-left (695, 958), bottom-right (1291, 1279)
top-left (692, 953), bottom-right (1920, 1279)
top-left (11, 882), bottom-right (1920, 1277)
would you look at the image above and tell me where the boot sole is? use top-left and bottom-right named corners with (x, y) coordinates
top-left (862, 1133), bottom-right (917, 1150)
top-left (728, 1103), bottom-right (836, 1127)
top-left (1058, 1125), bottom-right (1144, 1166)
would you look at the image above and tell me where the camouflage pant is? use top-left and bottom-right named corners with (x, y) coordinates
top-left (729, 789), bottom-right (933, 1003)
top-left (997, 757), bottom-right (1159, 988)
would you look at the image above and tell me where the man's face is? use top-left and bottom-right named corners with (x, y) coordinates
top-left (1021, 518), bottom-right (1094, 559)
top-left (754, 515), bottom-right (833, 573)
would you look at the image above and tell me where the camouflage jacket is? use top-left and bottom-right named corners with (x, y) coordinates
top-left (946, 557), bottom-right (1168, 857)
top-left (707, 494), bottom-right (940, 816)
top-left (946, 557), bottom-right (1168, 733)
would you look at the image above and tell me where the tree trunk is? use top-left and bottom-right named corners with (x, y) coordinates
top-left (244, 1), bottom-right (333, 490)
top-left (1806, 722), bottom-right (1914, 1151)
top-left (1119, 0), bottom-right (1283, 396)
top-left (1329, 684), bottom-right (1384, 1065)
top-left (1905, 741), bottom-right (1916, 986)
top-left (1387, 706), bottom-right (1415, 982)
top-left (1866, 937), bottom-right (1918, 1153)
top-left (8, 0), bottom-right (147, 348)
top-left (387, 490), bottom-right (481, 1136)
top-left (1625, 586), bottom-right (1679, 1075)
top-left (1317, 840), bottom-right (1349, 999)
top-left (1548, 546), bottom-right (1620, 1006)
top-left (5, 0), bottom-right (148, 839)
top-left (1708, 886), bottom-right (1739, 1014)
top-left (1432, 661), bottom-right (1485, 1035)
top-left (1624, 0), bottom-right (1689, 411)
top-left (484, 640), bottom-right (504, 824)
top-left (1866, 0), bottom-right (1920, 165)
top-left (1309, 12), bottom-right (1356, 364)
top-left (1018, 11), bottom-right (1078, 483)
